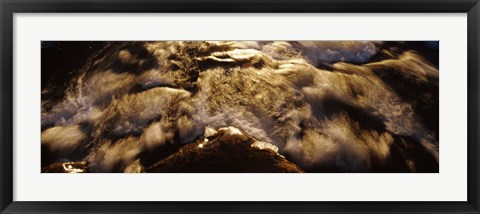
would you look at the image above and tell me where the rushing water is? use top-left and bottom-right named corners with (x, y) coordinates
top-left (41, 41), bottom-right (439, 172)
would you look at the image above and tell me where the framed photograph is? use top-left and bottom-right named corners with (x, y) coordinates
top-left (1, 0), bottom-right (479, 213)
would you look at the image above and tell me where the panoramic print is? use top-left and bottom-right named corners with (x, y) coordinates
top-left (41, 41), bottom-right (439, 173)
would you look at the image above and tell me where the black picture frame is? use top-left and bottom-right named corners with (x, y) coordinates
top-left (1, 0), bottom-right (479, 213)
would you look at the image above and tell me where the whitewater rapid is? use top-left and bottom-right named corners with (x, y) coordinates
top-left (41, 41), bottom-right (439, 172)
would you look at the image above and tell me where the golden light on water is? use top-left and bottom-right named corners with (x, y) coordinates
top-left (62, 162), bottom-right (88, 173)
top-left (41, 41), bottom-right (439, 173)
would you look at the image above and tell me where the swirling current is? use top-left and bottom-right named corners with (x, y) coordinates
top-left (41, 41), bottom-right (439, 173)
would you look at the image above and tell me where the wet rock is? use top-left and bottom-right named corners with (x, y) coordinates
top-left (146, 127), bottom-right (303, 173)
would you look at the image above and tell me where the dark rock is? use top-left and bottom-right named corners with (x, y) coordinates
top-left (146, 127), bottom-right (303, 173)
